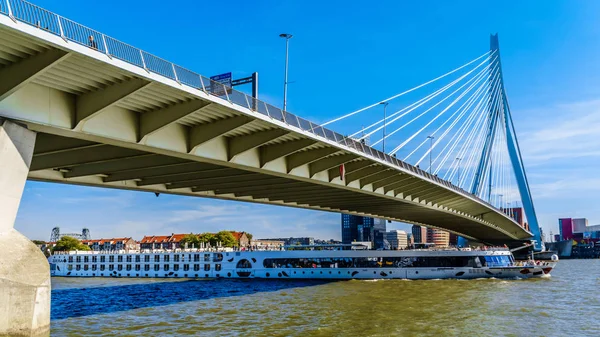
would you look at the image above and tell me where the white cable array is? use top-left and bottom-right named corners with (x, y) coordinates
top-left (322, 51), bottom-right (494, 127)
top-left (409, 71), bottom-right (491, 165)
top-left (388, 66), bottom-right (490, 155)
top-left (379, 58), bottom-right (494, 152)
top-left (433, 69), bottom-right (501, 178)
top-left (359, 55), bottom-right (494, 143)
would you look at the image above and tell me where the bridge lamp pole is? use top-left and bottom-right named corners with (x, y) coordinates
top-left (379, 102), bottom-right (389, 152)
top-left (427, 135), bottom-right (434, 173)
top-left (279, 33), bottom-right (293, 112)
top-left (455, 157), bottom-right (462, 186)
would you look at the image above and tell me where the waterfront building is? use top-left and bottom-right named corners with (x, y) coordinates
top-left (386, 230), bottom-right (408, 250)
top-left (411, 225), bottom-right (428, 244)
top-left (260, 237), bottom-right (315, 246)
top-left (82, 238), bottom-right (137, 251)
top-left (231, 232), bottom-right (250, 247)
top-left (558, 217), bottom-right (600, 242)
top-left (251, 240), bottom-right (285, 249)
top-left (140, 232), bottom-right (250, 250)
top-left (506, 207), bottom-right (524, 227)
top-left (449, 233), bottom-right (458, 246)
top-left (427, 228), bottom-right (450, 247)
top-left (341, 214), bottom-right (387, 249)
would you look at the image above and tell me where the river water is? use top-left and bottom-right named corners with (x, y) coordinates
top-left (50, 259), bottom-right (599, 337)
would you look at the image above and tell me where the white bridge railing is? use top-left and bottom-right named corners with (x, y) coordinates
top-left (0, 0), bottom-right (507, 210)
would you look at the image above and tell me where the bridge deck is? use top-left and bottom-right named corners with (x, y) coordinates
top-left (0, 4), bottom-right (532, 244)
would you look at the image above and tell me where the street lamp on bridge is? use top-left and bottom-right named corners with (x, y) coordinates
top-left (427, 135), bottom-right (434, 173)
top-left (279, 33), bottom-right (293, 112)
top-left (379, 102), bottom-right (389, 153)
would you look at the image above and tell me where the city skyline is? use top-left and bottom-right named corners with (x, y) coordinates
top-left (13, 0), bottom-right (600, 241)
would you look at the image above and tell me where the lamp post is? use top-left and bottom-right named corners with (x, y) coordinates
top-left (455, 157), bottom-right (462, 186)
top-left (379, 102), bottom-right (389, 152)
top-left (427, 135), bottom-right (434, 173)
top-left (279, 33), bottom-right (293, 111)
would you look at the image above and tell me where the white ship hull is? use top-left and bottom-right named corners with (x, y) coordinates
top-left (48, 249), bottom-right (556, 280)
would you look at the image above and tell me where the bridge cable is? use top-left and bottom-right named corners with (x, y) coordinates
top-left (425, 66), bottom-right (500, 176)
top-left (388, 66), bottom-right (491, 156)
top-left (375, 58), bottom-right (494, 152)
top-left (321, 50), bottom-right (495, 126)
top-left (353, 56), bottom-right (493, 142)
top-left (410, 73), bottom-right (491, 165)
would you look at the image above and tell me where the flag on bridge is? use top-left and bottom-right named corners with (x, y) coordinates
top-left (339, 164), bottom-right (346, 181)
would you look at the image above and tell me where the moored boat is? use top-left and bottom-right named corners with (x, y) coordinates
top-left (48, 246), bottom-right (558, 280)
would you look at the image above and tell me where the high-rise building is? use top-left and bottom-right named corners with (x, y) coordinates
top-left (341, 214), bottom-right (387, 249)
top-left (427, 228), bottom-right (450, 246)
top-left (411, 225), bottom-right (428, 244)
top-left (506, 207), bottom-right (524, 227)
top-left (386, 230), bottom-right (408, 250)
top-left (449, 233), bottom-right (458, 246)
top-left (559, 218), bottom-right (574, 241)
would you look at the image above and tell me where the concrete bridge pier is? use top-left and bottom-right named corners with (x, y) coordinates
top-left (0, 119), bottom-right (50, 337)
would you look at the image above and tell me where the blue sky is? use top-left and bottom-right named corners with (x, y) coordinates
top-left (13, 0), bottom-right (600, 241)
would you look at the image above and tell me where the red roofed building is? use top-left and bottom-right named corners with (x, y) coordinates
top-left (231, 232), bottom-right (249, 247)
top-left (82, 238), bottom-right (137, 251)
top-left (139, 235), bottom-right (171, 250)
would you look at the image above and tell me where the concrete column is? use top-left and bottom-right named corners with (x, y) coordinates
top-left (0, 119), bottom-right (50, 337)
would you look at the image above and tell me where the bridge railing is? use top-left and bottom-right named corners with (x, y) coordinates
top-left (0, 0), bottom-right (488, 205)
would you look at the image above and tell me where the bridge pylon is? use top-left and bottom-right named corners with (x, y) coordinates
top-left (463, 34), bottom-right (544, 251)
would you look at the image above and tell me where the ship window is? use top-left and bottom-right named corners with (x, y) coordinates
top-left (84, 256), bottom-right (89, 263)
top-left (76, 265), bottom-right (81, 271)
top-left (215, 264), bottom-right (222, 271)
top-left (204, 264), bottom-right (210, 271)
top-left (194, 254), bottom-right (200, 262)
top-left (135, 265), bottom-right (141, 271)
top-left (92, 265), bottom-right (97, 271)
top-left (108, 256), bottom-right (114, 263)
top-left (126, 265), bottom-right (132, 271)
top-left (100, 256), bottom-right (105, 263)
top-left (144, 255), bottom-right (150, 262)
top-left (76, 256), bottom-right (81, 263)
top-left (213, 254), bottom-right (223, 262)
top-left (135, 256), bottom-right (141, 263)
top-left (164, 255), bottom-right (170, 262)
top-left (100, 265), bottom-right (105, 271)
top-left (204, 254), bottom-right (210, 262)
top-left (126, 255), bottom-right (132, 262)
top-left (164, 265), bottom-right (169, 271)
top-left (174, 255), bottom-right (180, 262)
top-left (118, 265), bottom-right (123, 271)
top-left (154, 265), bottom-right (160, 271)
top-left (193, 264), bottom-right (200, 271)
top-left (68, 257), bottom-right (73, 263)
top-left (236, 259), bottom-right (252, 269)
top-left (108, 265), bottom-right (114, 271)
top-left (144, 265), bottom-right (150, 271)
top-left (92, 256), bottom-right (97, 263)
top-left (117, 256), bottom-right (123, 263)
top-left (84, 265), bottom-right (89, 271)
top-left (174, 265), bottom-right (179, 271)
top-left (154, 255), bottom-right (160, 262)
top-left (183, 264), bottom-right (190, 271)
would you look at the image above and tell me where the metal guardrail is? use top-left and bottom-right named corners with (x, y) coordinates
top-left (0, 0), bottom-right (516, 217)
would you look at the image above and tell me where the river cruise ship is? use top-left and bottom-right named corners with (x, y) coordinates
top-left (48, 247), bottom-right (557, 280)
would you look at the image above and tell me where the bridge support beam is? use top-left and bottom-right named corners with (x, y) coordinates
top-left (0, 120), bottom-right (50, 337)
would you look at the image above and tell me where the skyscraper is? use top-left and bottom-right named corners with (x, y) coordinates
top-left (411, 225), bottom-right (428, 244)
top-left (427, 228), bottom-right (450, 246)
top-left (341, 214), bottom-right (387, 249)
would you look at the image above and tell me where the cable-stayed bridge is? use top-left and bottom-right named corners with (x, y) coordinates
top-left (0, 1), bottom-right (540, 251)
